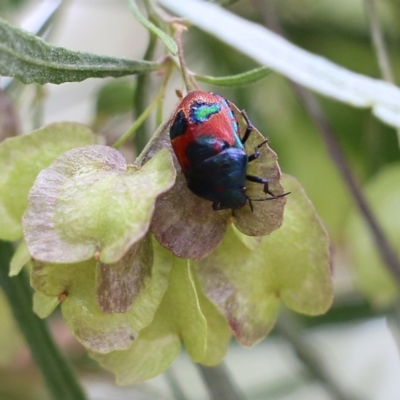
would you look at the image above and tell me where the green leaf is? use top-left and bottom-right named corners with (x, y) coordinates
top-left (23, 146), bottom-right (176, 264)
top-left (128, 0), bottom-right (177, 55)
top-left (31, 237), bottom-right (173, 353)
top-left (92, 298), bottom-right (182, 385)
top-left (33, 291), bottom-right (59, 319)
top-left (193, 273), bottom-right (231, 366)
top-left (231, 224), bottom-right (262, 251)
top-left (62, 262), bottom-right (131, 353)
top-left (345, 163), bottom-right (400, 306)
top-left (91, 253), bottom-right (230, 383)
top-left (9, 240), bottom-right (30, 276)
top-left (195, 175), bottom-right (332, 346)
top-left (159, 0), bottom-right (400, 129)
top-left (0, 17), bottom-right (161, 84)
top-left (0, 122), bottom-right (95, 241)
top-left (194, 66), bottom-right (272, 87)
top-left (164, 258), bottom-right (207, 362)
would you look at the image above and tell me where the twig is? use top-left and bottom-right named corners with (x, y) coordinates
top-left (276, 310), bottom-right (363, 400)
top-left (364, 0), bottom-right (395, 84)
top-left (133, 32), bottom-right (158, 154)
top-left (197, 363), bottom-right (245, 400)
top-left (254, 0), bottom-right (400, 284)
top-left (165, 367), bottom-right (189, 400)
top-left (175, 25), bottom-right (196, 93)
top-left (363, 0), bottom-right (400, 146)
top-left (113, 92), bottom-right (159, 149)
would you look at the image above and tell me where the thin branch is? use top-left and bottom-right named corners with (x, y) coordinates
top-left (113, 91), bottom-right (159, 148)
top-left (133, 32), bottom-right (158, 154)
top-left (165, 367), bottom-right (189, 400)
top-left (175, 25), bottom-right (196, 93)
top-left (197, 363), bottom-right (245, 400)
top-left (363, 0), bottom-right (400, 146)
top-left (254, 0), bottom-right (400, 285)
top-left (276, 310), bottom-right (363, 400)
top-left (293, 86), bottom-right (400, 283)
top-left (364, 0), bottom-right (395, 84)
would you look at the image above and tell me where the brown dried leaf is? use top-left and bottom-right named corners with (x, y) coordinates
top-left (151, 173), bottom-right (226, 259)
top-left (230, 102), bottom-right (287, 236)
top-left (97, 235), bottom-right (153, 313)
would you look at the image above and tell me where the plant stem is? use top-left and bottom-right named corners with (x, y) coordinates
top-left (255, 0), bottom-right (400, 285)
top-left (115, 56), bottom-right (173, 151)
top-left (364, 0), bottom-right (395, 84)
top-left (113, 93), bottom-right (159, 149)
top-left (197, 363), bottom-right (245, 400)
top-left (363, 0), bottom-right (400, 146)
top-left (175, 26), bottom-right (196, 93)
top-left (135, 118), bottom-right (170, 166)
top-left (276, 310), bottom-right (362, 400)
top-left (0, 240), bottom-right (87, 400)
top-left (133, 32), bottom-right (158, 154)
top-left (165, 367), bottom-right (189, 400)
top-left (292, 86), bottom-right (400, 283)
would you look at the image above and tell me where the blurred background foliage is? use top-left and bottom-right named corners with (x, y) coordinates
top-left (0, 0), bottom-right (400, 399)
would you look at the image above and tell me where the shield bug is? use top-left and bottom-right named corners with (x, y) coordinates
top-left (169, 90), bottom-right (288, 210)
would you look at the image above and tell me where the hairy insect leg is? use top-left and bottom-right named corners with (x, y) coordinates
top-left (247, 139), bottom-right (269, 162)
top-left (239, 110), bottom-right (270, 162)
top-left (240, 110), bottom-right (255, 145)
top-left (246, 175), bottom-right (290, 199)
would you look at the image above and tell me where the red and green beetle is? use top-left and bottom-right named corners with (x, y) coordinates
top-left (169, 90), bottom-right (288, 211)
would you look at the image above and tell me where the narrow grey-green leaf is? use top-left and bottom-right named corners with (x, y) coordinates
top-left (128, 0), bottom-right (177, 55)
top-left (194, 66), bottom-right (272, 87)
top-left (159, 0), bottom-right (400, 129)
top-left (0, 17), bottom-right (161, 84)
top-left (208, 0), bottom-right (240, 5)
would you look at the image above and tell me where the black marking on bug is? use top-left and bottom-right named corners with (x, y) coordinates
top-left (186, 136), bottom-right (230, 168)
top-left (170, 110), bottom-right (188, 140)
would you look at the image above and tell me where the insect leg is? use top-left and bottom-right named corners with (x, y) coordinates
top-left (247, 139), bottom-right (269, 162)
top-left (239, 110), bottom-right (270, 161)
top-left (244, 195), bottom-right (254, 212)
top-left (240, 110), bottom-right (255, 145)
top-left (246, 174), bottom-right (275, 196)
top-left (246, 175), bottom-right (291, 200)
